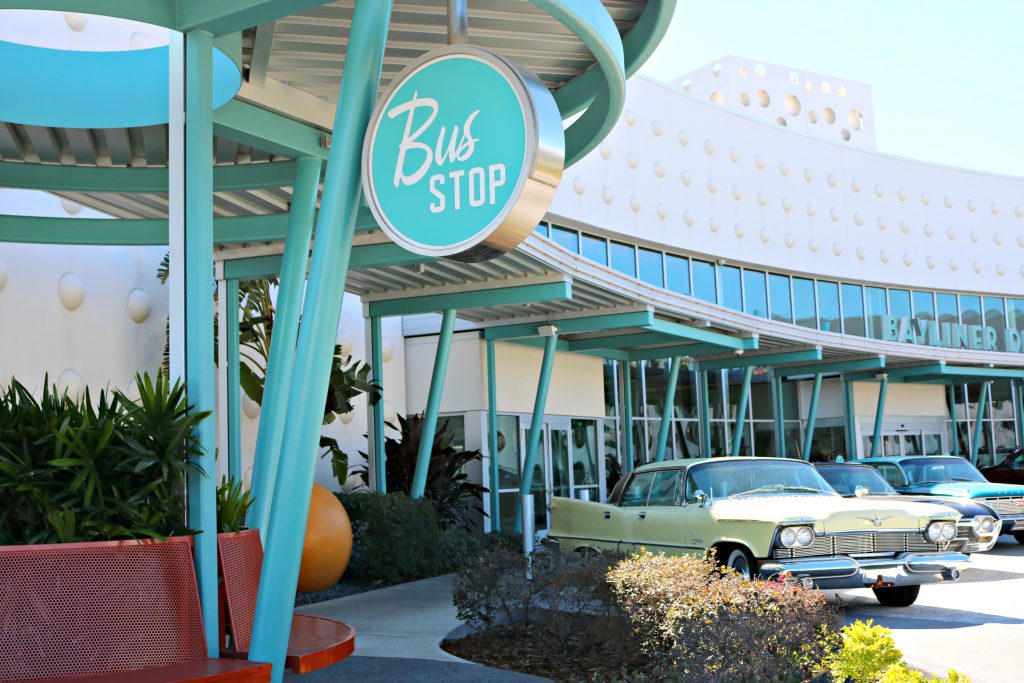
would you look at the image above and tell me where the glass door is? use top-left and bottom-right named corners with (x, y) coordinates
top-left (570, 419), bottom-right (600, 501)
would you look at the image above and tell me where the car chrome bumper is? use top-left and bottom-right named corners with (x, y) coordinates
top-left (759, 551), bottom-right (970, 589)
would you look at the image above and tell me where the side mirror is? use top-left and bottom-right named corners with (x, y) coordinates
top-left (693, 489), bottom-right (709, 507)
top-left (854, 485), bottom-right (869, 498)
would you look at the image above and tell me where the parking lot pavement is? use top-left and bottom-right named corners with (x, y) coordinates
top-left (828, 535), bottom-right (1024, 683)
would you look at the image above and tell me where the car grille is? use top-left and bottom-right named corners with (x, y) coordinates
top-left (980, 497), bottom-right (1024, 520)
top-left (772, 531), bottom-right (967, 559)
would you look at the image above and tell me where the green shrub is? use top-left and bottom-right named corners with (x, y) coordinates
top-left (0, 372), bottom-right (206, 544)
top-left (216, 477), bottom-right (254, 533)
top-left (439, 528), bottom-right (521, 572)
top-left (338, 491), bottom-right (441, 584)
top-left (607, 550), bottom-right (839, 683)
top-left (826, 620), bottom-right (971, 683)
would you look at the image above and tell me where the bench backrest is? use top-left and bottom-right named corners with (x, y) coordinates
top-left (0, 536), bottom-right (208, 680)
top-left (217, 530), bottom-right (264, 652)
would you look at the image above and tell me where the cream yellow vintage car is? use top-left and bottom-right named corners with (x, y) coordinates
top-left (548, 457), bottom-right (970, 606)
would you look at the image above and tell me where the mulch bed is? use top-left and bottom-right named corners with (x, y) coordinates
top-left (442, 618), bottom-right (650, 683)
top-left (294, 579), bottom-right (379, 606)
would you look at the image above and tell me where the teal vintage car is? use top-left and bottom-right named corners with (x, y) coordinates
top-left (548, 457), bottom-right (970, 606)
top-left (860, 455), bottom-right (1024, 543)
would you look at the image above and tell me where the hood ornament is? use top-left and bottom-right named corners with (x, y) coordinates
top-left (859, 514), bottom-right (893, 528)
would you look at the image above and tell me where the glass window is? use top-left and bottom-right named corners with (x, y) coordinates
top-left (692, 259), bottom-right (717, 303)
top-left (581, 234), bottom-right (608, 265)
top-left (913, 291), bottom-right (935, 321)
top-left (666, 254), bottom-right (691, 295)
top-left (644, 358), bottom-right (670, 418)
top-left (534, 223), bottom-right (549, 237)
top-left (889, 289), bottom-right (911, 321)
top-left (937, 293), bottom-right (958, 326)
top-left (816, 281), bottom-right (840, 332)
top-left (496, 415), bottom-right (521, 489)
top-left (984, 297), bottom-right (1006, 330)
top-left (620, 472), bottom-right (655, 507)
top-left (703, 369), bottom-right (725, 420)
top-left (609, 242), bottom-right (636, 277)
top-left (648, 470), bottom-right (679, 506)
top-left (865, 286), bottom-right (887, 339)
top-left (550, 225), bottom-right (579, 253)
top-left (841, 284), bottom-right (865, 336)
top-left (750, 373), bottom-right (773, 420)
top-left (793, 278), bottom-right (816, 328)
top-left (720, 266), bottom-right (742, 311)
top-left (1009, 299), bottom-right (1024, 329)
top-left (960, 295), bottom-right (982, 327)
top-left (603, 360), bottom-right (617, 417)
top-left (769, 274), bottom-right (792, 323)
top-left (570, 419), bottom-right (599, 488)
top-left (743, 270), bottom-right (768, 318)
top-left (638, 248), bottom-right (665, 287)
top-left (673, 369), bottom-right (698, 419)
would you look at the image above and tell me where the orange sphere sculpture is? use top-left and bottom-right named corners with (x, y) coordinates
top-left (297, 483), bottom-right (353, 593)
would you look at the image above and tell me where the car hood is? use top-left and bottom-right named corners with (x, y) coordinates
top-left (710, 494), bottom-right (959, 533)
top-left (905, 482), bottom-right (1024, 499)
top-left (881, 494), bottom-right (998, 518)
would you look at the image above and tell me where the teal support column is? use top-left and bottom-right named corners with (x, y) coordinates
top-left (801, 373), bottom-right (823, 461)
top-left (773, 375), bottom-right (785, 457)
top-left (247, 156), bottom-right (322, 537)
top-left (515, 333), bottom-right (559, 533)
top-left (729, 365), bottom-right (754, 456)
top-left (411, 309), bottom-right (457, 499)
top-left (487, 339), bottom-right (500, 530)
top-left (843, 380), bottom-right (856, 459)
top-left (182, 29), bottom-right (218, 656)
top-left (1016, 381), bottom-right (1024, 446)
top-left (370, 315), bottom-right (386, 493)
top-left (949, 384), bottom-right (960, 456)
top-left (970, 381), bottom-right (990, 465)
top-left (870, 375), bottom-right (889, 457)
top-left (226, 278), bottom-right (241, 480)
top-left (248, 3), bottom-right (392, 680)
top-left (700, 369), bottom-right (711, 456)
top-left (653, 357), bottom-right (682, 462)
top-left (621, 360), bottom-right (634, 472)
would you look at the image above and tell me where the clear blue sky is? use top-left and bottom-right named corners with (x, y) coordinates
top-left (640, 0), bottom-right (1024, 177)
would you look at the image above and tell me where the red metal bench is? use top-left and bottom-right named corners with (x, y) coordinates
top-left (218, 531), bottom-right (355, 674)
top-left (0, 536), bottom-right (270, 683)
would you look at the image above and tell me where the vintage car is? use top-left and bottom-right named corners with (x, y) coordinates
top-left (979, 448), bottom-right (1024, 486)
top-left (815, 462), bottom-right (1001, 553)
top-left (860, 455), bottom-right (1024, 544)
top-left (548, 457), bottom-right (969, 606)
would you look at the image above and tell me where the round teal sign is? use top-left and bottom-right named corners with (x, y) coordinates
top-left (363, 46), bottom-right (564, 262)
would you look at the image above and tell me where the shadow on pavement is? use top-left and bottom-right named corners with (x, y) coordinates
top-left (284, 655), bottom-right (551, 683)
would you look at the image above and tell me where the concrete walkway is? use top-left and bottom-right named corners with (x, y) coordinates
top-left (287, 575), bottom-right (549, 682)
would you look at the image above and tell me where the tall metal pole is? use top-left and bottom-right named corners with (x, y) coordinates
top-left (370, 315), bottom-right (386, 492)
top-left (447, 0), bottom-right (468, 44)
top-left (970, 381), bottom-right (991, 465)
top-left (248, 3), bottom-right (393, 680)
top-left (801, 373), bottom-right (823, 461)
top-left (773, 374), bottom-right (785, 457)
top-left (487, 339), bottom-right (500, 529)
top-left (730, 365), bottom-right (754, 456)
top-left (411, 309), bottom-right (458, 499)
top-left (700, 369), bottom-right (711, 456)
top-left (622, 360), bottom-right (634, 471)
top-left (870, 375), bottom-right (889, 457)
top-left (226, 277), bottom-right (242, 480)
top-left (247, 157), bottom-right (322, 537)
top-left (182, 29), bottom-right (218, 655)
top-left (653, 357), bottom-right (682, 462)
top-left (843, 379), bottom-right (856, 458)
top-left (515, 332), bottom-right (558, 533)
top-left (949, 383), bottom-right (960, 456)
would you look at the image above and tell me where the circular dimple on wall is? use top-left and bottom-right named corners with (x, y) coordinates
top-left (712, 62), bottom-right (723, 77)
top-left (856, 246), bottom-right (866, 260)
top-left (874, 184), bottom-right (885, 198)
top-left (338, 410), bottom-right (355, 425)
top-left (784, 94), bottom-right (801, 116)
top-left (946, 227), bottom-right (957, 240)
top-left (708, 217), bottom-right (720, 233)
top-left (755, 63), bottom-right (767, 77)
top-left (944, 195), bottom-right (954, 209)
top-left (821, 81), bottom-right (832, 94)
top-left (626, 152), bottom-right (638, 169)
top-left (754, 154), bottom-right (766, 170)
top-left (573, 176), bottom-right (586, 195)
top-left (760, 229), bottom-right (770, 244)
top-left (808, 110), bottom-right (818, 124)
top-left (624, 109), bottom-right (637, 126)
top-left (58, 272), bottom-right (85, 311)
top-left (709, 90), bottom-right (725, 105)
top-left (680, 78), bottom-right (693, 92)
top-left (729, 146), bottom-right (741, 162)
top-left (651, 120), bottom-right (663, 136)
top-left (827, 173), bottom-right (838, 188)
top-left (60, 199), bottom-right (82, 215)
top-left (654, 161), bottom-right (666, 178)
top-left (778, 161), bottom-right (790, 176)
top-left (848, 109), bottom-right (863, 130)
top-left (775, 117), bottom-right (787, 127)
top-left (57, 368), bottom-right (85, 401)
top-left (381, 337), bottom-right (395, 362)
top-left (678, 129), bottom-right (689, 146)
top-left (126, 288), bottom-right (151, 323)
top-left (756, 89), bottom-right (770, 107)
top-left (823, 107), bottom-right (836, 124)
top-left (243, 395), bottom-right (261, 420)
top-left (704, 138), bottom-right (715, 155)
top-left (680, 171), bottom-right (692, 187)
top-left (706, 178), bottom-right (718, 194)
top-left (683, 209), bottom-right (694, 226)
top-left (601, 186), bottom-right (614, 204)
top-left (840, 128), bottom-right (851, 141)
top-left (739, 92), bottom-right (751, 106)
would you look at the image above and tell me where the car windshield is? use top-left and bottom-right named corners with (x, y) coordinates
top-left (900, 458), bottom-right (986, 484)
top-left (818, 466), bottom-right (897, 496)
top-left (688, 460), bottom-right (836, 499)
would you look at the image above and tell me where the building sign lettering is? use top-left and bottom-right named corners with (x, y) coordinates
top-left (883, 315), bottom-right (1023, 353)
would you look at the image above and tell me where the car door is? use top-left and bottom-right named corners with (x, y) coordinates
top-left (678, 468), bottom-right (714, 558)
top-left (615, 471), bottom-right (656, 552)
top-left (625, 469), bottom-right (686, 555)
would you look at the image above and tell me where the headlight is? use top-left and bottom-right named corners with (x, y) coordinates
top-left (972, 516), bottom-right (996, 534)
top-left (926, 521), bottom-right (957, 542)
top-left (779, 525), bottom-right (815, 548)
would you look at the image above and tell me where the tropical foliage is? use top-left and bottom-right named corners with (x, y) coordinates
top-left (361, 414), bottom-right (487, 530)
top-left (216, 476), bottom-right (255, 533)
top-left (0, 372), bottom-right (206, 544)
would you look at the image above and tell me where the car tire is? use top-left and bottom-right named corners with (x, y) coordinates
top-left (724, 547), bottom-right (756, 579)
top-left (1013, 531), bottom-right (1024, 545)
top-left (872, 584), bottom-right (920, 607)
